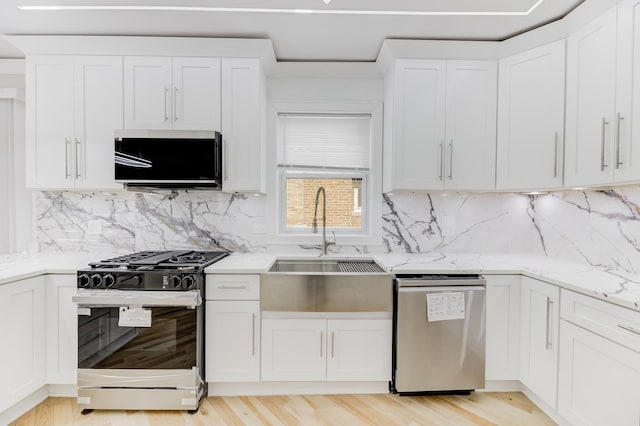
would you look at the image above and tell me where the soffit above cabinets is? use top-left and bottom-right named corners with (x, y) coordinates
top-left (0, 0), bottom-right (584, 61)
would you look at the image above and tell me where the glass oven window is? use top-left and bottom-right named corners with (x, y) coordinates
top-left (78, 307), bottom-right (197, 369)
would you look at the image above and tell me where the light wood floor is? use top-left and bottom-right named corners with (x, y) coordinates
top-left (11, 392), bottom-right (555, 426)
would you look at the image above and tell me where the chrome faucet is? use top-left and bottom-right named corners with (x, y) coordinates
top-left (312, 186), bottom-right (335, 255)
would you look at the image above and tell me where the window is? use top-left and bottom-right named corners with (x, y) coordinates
top-left (277, 113), bottom-right (371, 235)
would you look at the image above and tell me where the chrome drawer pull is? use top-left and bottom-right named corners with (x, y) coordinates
top-left (545, 297), bottom-right (553, 350)
top-left (218, 285), bottom-right (247, 290)
top-left (618, 324), bottom-right (640, 336)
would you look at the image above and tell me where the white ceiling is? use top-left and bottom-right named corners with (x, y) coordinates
top-left (0, 0), bottom-right (584, 61)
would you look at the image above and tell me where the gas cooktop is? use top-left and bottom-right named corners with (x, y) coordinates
top-left (78, 250), bottom-right (230, 290)
top-left (89, 250), bottom-right (230, 270)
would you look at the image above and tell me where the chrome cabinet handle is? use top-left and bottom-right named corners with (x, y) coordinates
top-left (553, 132), bottom-right (558, 178)
top-left (224, 140), bottom-right (229, 181)
top-left (320, 331), bottom-right (323, 357)
top-left (618, 324), bottom-right (640, 335)
top-left (438, 140), bottom-right (444, 181)
top-left (545, 297), bottom-right (553, 350)
top-left (448, 139), bottom-right (454, 180)
top-left (75, 137), bottom-right (81, 179)
top-left (251, 313), bottom-right (256, 356)
top-left (601, 117), bottom-right (609, 171)
top-left (331, 331), bottom-right (335, 358)
top-left (174, 87), bottom-right (179, 121)
top-left (219, 285), bottom-right (247, 290)
top-left (616, 113), bottom-right (624, 169)
top-left (65, 138), bottom-right (71, 179)
top-left (164, 87), bottom-right (169, 121)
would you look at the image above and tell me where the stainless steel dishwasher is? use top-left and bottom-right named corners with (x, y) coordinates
top-left (393, 274), bottom-right (486, 394)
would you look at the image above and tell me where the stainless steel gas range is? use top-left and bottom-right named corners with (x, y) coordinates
top-left (72, 250), bottom-right (229, 413)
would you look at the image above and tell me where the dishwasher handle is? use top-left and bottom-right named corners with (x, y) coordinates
top-left (396, 277), bottom-right (486, 288)
top-left (398, 286), bottom-right (486, 293)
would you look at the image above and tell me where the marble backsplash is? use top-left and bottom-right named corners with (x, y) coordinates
top-left (34, 187), bottom-right (640, 274)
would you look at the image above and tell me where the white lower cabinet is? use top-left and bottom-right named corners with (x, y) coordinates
top-left (557, 289), bottom-right (640, 425)
top-left (326, 319), bottom-right (392, 382)
top-left (485, 275), bottom-right (521, 381)
top-left (261, 319), bottom-right (326, 381)
top-left (205, 301), bottom-right (260, 382)
top-left (558, 320), bottom-right (640, 426)
top-left (46, 275), bottom-right (78, 385)
top-left (0, 276), bottom-right (47, 411)
top-left (261, 318), bottom-right (391, 382)
top-left (520, 277), bottom-right (559, 409)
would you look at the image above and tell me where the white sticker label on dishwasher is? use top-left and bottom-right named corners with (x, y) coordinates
top-left (119, 307), bottom-right (152, 327)
top-left (427, 292), bottom-right (465, 322)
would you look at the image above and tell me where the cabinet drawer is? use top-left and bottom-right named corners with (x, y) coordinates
top-left (561, 289), bottom-right (640, 352)
top-left (207, 275), bottom-right (260, 300)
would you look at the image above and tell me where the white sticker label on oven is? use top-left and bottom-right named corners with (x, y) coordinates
top-left (426, 292), bottom-right (465, 322)
top-left (119, 307), bottom-right (152, 327)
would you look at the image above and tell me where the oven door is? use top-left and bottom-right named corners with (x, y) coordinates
top-left (73, 290), bottom-right (203, 390)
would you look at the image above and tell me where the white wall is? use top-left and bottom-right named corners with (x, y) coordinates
top-left (0, 59), bottom-right (30, 253)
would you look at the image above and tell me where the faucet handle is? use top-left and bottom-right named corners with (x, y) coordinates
top-left (327, 231), bottom-right (337, 247)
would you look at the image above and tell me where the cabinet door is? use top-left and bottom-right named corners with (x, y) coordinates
top-left (172, 57), bottom-right (221, 131)
top-left (0, 276), bottom-right (46, 410)
top-left (565, 7), bottom-right (618, 187)
top-left (74, 56), bottom-right (123, 189)
top-left (123, 56), bottom-right (172, 130)
top-left (485, 275), bottom-right (521, 381)
top-left (558, 320), bottom-right (640, 426)
top-left (615, 0), bottom-right (640, 183)
top-left (205, 301), bottom-right (260, 382)
top-left (221, 58), bottom-right (265, 192)
top-left (389, 59), bottom-right (446, 190)
top-left (46, 275), bottom-right (78, 384)
top-left (25, 56), bottom-right (75, 189)
top-left (444, 60), bottom-right (497, 190)
top-left (520, 277), bottom-right (559, 408)
top-left (261, 318), bottom-right (326, 381)
top-left (326, 319), bottom-right (391, 382)
top-left (496, 41), bottom-right (566, 190)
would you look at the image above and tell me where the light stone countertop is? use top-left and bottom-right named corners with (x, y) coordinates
top-left (1, 251), bottom-right (639, 313)
top-left (206, 252), bottom-right (640, 312)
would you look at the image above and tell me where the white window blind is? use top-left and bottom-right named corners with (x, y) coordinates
top-left (278, 114), bottom-right (371, 170)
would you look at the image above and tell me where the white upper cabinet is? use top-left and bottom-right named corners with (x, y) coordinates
top-left (384, 59), bottom-right (446, 191)
top-left (497, 41), bottom-right (566, 190)
top-left (383, 59), bottom-right (496, 192)
top-left (221, 58), bottom-right (266, 193)
top-left (124, 56), bottom-right (221, 131)
top-left (124, 57), bottom-right (172, 130)
top-left (172, 58), bottom-right (221, 131)
top-left (444, 61), bottom-right (497, 190)
top-left (614, 0), bottom-right (640, 183)
top-left (26, 55), bottom-right (123, 190)
top-left (565, 6), bottom-right (633, 187)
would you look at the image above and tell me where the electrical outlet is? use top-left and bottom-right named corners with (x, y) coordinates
top-left (87, 220), bottom-right (103, 235)
top-left (441, 216), bottom-right (456, 236)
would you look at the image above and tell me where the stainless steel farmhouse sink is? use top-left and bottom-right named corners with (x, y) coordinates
top-left (268, 258), bottom-right (386, 274)
top-left (262, 258), bottom-right (392, 312)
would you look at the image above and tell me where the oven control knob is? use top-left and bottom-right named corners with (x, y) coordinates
top-left (78, 273), bottom-right (90, 288)
top-left (103, 274), bottom-right (116, 288)
top-left (169, 275), bottom-right (182, 289)
top-left (182, 275), bottom-right (195, 289)
top-left (90, 274), bottom-right (103, 288)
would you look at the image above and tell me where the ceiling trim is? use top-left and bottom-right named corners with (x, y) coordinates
top-left (18, 0), bottom-right (547, 17)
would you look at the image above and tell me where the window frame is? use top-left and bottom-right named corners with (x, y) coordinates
top-left (278, 169), bottom-right (369, 235)
top-left (266, 101), bottom-right (383, 247)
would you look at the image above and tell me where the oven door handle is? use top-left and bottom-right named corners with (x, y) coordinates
top-left (72, 290), bottom-right (202, 309)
